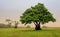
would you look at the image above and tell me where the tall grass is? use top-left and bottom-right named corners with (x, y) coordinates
top-left (0, 28), bottom-right (60, 37)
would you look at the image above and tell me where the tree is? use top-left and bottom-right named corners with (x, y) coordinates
top-left (14, 21), bottom-right (19, 28)
top-left (20, 3), bottom-right (56, 30)
top-left (6, 19), bottom-right (12, 28)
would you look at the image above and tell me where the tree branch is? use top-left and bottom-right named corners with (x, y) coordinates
top-left (34, 22), bottom-right (37, 25)
top-left (33, 20), bottom-right (40, 25)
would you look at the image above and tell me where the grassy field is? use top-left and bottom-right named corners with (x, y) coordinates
top-left (0, 28), bottom-right (60, 37)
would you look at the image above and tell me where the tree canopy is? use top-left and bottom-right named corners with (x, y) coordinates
top-left (20, 3), bottom-right (56, 25)
top-left (20, 3), bottom-right (56, 30)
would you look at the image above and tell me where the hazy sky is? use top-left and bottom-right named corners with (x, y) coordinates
top-left (0, 0), bottom-right (60, 27)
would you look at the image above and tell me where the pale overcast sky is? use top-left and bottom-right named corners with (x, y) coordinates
top-left (0, 0), bottom-right (60, 27)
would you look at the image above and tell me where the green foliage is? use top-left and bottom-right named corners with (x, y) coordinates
top-left (20, 3), bottom-right (56, 25)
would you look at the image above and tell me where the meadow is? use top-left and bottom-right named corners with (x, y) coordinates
top-left (0, 28), bottom-right (60, 37)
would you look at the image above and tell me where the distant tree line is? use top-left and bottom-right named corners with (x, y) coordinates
top-left (0, 19), bottom-right (19, 28)
top-left (0, 23), bottom-right (13, 28)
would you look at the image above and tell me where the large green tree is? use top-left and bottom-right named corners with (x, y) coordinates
top-left (20, 3), bottom-right (56, 30)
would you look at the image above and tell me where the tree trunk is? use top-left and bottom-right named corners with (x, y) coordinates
top-left (15, 24), bottom-right (17, 28)
top-left (34, 21), bottom-right (41, 30)
top-left (35, 24), bottom-right (41, 30)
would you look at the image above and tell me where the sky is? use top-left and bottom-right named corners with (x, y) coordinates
top-left (0, 0), bottom-right (60, 27)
